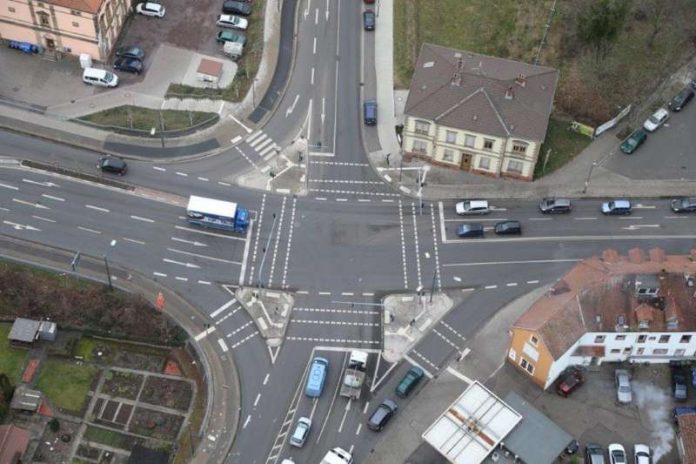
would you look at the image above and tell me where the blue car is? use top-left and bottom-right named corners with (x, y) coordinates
top-left (305, 357), bottom-right (329, 398)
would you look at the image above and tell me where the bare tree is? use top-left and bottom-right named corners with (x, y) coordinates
top-left (639, 0), bottom-right (674, 49)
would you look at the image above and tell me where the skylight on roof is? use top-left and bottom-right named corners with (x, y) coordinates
top-left (423, 61), bottom-right (434, 68)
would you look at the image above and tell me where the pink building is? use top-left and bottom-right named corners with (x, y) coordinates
top-left (0, 0), bottom-right (130, 61)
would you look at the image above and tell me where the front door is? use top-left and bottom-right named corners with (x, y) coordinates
top-left (45, 38), bottom-right (55, 50)
top-left (460, 153), bottom-right (472, 171)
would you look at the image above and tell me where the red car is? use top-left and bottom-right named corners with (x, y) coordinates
top-left (556, 367), bottom-right (584, 397)
top-left (364, 0), bottom-right (374, 3)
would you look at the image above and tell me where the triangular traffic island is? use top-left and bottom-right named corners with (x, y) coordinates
top-left (382, 291), bottom-right (455, 363)
top-left (235, 287), bottom-right (294, 347)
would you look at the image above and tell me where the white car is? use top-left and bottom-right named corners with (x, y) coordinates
top-left (288, 417), bottom-right (311, 448)
top-left (216, 14), bottom-right (248, 30)
top-left (615, 369), bottom-right (632, 404)
top-left (135, 2), bottom-right (165, 17)
top-left (642, 108), bottom-right (669, 132)
top-left (633, 444), bottom-right (651, 464)
top-left (608, 444), bottom-right (627, 464)
top-left (455, 200), bottom-right (490, 215)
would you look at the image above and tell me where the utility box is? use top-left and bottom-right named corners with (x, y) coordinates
top-left (79, 53), bottom-right (93, 69)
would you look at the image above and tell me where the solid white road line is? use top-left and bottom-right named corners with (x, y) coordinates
top-left (123, 237), bottom-right (146, 245)
top-left (153, 166), bottom-right (166, 172)
top-left (85, 204), bottom-right (110, 213)
top-left (32, 215), bottom-right (55, 223)
top-left (171, 237), bottom-right (207, 247)
top-left (163, 258), bottom-right (200, 269)
top-left (217, 339), bottom-right (229, 352)
top-left (41, 194), bottom-right (64, 201)
top-left (13, 198), bottom-right (48, 209)
top-left (153, 272), bottom-right (168, 277)
top-left (77, 226), bottom-right (101, 234)
top-left (130, 215), bottom-right (154, 223)
top-left (174, 225), bottom-right (246, 241)
top-left (444, 258), bottom-right (581, 267)
top-left (211, 299), bottom-right (236, 318)
top-left (0, 182), bottom-right (18, 190)
top-left (167, 248), bottom-right (241, 265)
top-left (446, 366), bottom-right (473, 384)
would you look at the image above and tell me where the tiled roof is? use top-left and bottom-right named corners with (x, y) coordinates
top-left (513, 249), bottom-right (696, 360)
top-left (0, 424), bottom-right (30, 464)
top-left (404, 43), bottom-right (559, 141)
top-left (678, 413), bottom-right (696, 464)
top-left (41, 0), bottom-right (105, 14)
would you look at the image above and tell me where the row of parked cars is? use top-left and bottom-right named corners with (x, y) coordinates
top-left (584, 443), bottom-right (651, 464)
top-left (620, 80), bottom-right (695, 155)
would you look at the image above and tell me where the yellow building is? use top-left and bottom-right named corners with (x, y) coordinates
top-left (0, 0), bottom-right (130, 61)
top-left (402, 44), bottom-right (559, 181)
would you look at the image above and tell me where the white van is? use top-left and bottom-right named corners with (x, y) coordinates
top-left (82, 68), bottom-right (119, 87)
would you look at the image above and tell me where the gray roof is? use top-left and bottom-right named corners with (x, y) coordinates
top-left (485, 392), bottom-right (572, 464)
top-left (8, 318), bottom-right (40, 343)
top-left (10, 386), bottom-right (42, 411)
top-left (404, 44), bottom-right (559, 142)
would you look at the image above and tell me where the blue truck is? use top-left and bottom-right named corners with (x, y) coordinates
top-left (186, 195), bottom-right (249, 234)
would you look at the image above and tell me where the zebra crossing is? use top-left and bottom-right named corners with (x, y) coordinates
top-left (246, 130), bottom-right (282, 162)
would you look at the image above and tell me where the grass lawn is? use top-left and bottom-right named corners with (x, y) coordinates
top-left (535, 118), bottom-right (593, 178)
top-left (83, 426), bottom-right (132, 448)
top-left (0, 323), bottom-right (27, 383)
top-left (36, 360), bottom-right (98, 413)
top-left (76, 106), bottom-right (217, 132)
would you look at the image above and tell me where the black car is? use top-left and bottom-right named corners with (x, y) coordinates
top-left (494, 220), bottom-right (521, 235)
top-left (97, 157), bottom-right (128, 175)
top-left (222, 0), bottom-right (251, 15)
top-left (671, 197), bottom-right (696, 213)
top-left (113, 57), bottom-right (143, 74)
top-left (367, 399), bottom-right (397, 431)
top-left (539, 197), bottom-right (572, 214)
top-left (456, 223), bottom-right (484, 238)
top-left (363, 9), bottom-right (375, 30)
top-left (585, 443), bottom-right (605, 464)
top-left (668, 87), bottom-right (694, 112)
top-left (363, 100), bottom-right (377, 126)
top-left (115, 45), bottom-right (145, 60)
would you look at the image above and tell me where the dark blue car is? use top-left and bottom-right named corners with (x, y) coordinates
top-left (114, 57), bottom-right (143, 74)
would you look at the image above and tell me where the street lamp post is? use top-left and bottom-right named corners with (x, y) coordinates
top-left (103, 239), bottom-right (117, 291)
top-left (257, 213), bottom-right (277, 289)
top-left (583, 161), bottom-right (598, 194)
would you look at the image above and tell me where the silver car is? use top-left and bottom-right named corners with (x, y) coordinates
top-left (615, 369), bottom-right (632, 404)
top-left (289, 417), bottom-right (311, 447)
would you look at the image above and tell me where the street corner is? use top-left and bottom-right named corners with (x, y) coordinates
top-left (235, 286), bottom-right (294, 340)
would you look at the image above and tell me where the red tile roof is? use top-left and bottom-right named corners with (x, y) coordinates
top-left (678, 414), bottom-right (696, 464)
top-left (0, 424), bottom-right (30, 464)
top-left (41, 0), bottom-right (105, 14)
top-left (197, 59), bottom-right (223, 77)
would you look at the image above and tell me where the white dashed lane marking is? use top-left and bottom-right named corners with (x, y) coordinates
top-left (309, 188), bottom-right (399, 197)
top-left (398, 199), bottom-right (409, 289)
top-left (411, 349), bottom-right (438, 370)
top-left (281, 197), bottom-right (297, 289)
top-left (294, 307), bottom-right (380, 315)
top-left (286, 336), bottom-right (380, 345)
top-left (291, 319), bottom-right (380, 327)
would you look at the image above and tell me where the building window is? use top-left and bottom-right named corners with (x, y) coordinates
top-left (442, 149), bottom-right (454, 162)
top-left (507, 160), bottom-right (524, 174)
top-left (681, 335), bottom-right (692, 343)
top-left (530, 335), bottom-right (538, 346)
top-left (484, 139), bottom-right (494, 150)
top-left (615, 335), bottom-right (626, 341)
top-left (72, 21), bottom-right (79, 27)
top-left (623, 347), bottom-right (631, 354)
top-left (412, 140), bottom-right (427, 154)
top-left (478, 157), bottom-right (490, 170)
top-left (636, 347), bottom-right (645, 355)
top-left (519, 358), bottom-right (534, 374)
top-left (659, 335), bottom-right (670, 343)
top-left (38, 12), bottom-right (50, 27)
top-left (414, 120), bottom-right (430, 136)
top-left (71, 9), bottom-right (82, 15)
top-left (445, 131), bottom-right (457, 144)
top-left (594, 335), bottom-right (605, 343)
top-left (464, 134), bottom-right (476, 148)
top-left (512, 141), bottom-right (528, 154)
top-left (653, 348), bottom-right (668, 355)
top-left (610, 349), bottom-right (620, 354)
top-left (675, 349), bottom-right (686, 356)
top-left (508, 349), bottom-right (516, 361)
top-left (8, 6), bottom-right (15, 12)
top-left (637, 335), bottom-right (647, 343)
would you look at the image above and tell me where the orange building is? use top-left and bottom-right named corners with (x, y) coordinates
top-left (0, 0), bottom-right (130, 61)
top-left (508, 248), bottom-right (696, 389)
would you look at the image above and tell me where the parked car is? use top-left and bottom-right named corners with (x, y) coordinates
top-left (539, 197), bottom-right (572, 214)
top-left (494, 220), bottom-right (521, 235)
top-left (115, 45), bottom-right (145, 60)
top-left (222, 0), bottom-right (252, 15)
top-left (633, 444), bottom-right (651, 464)
top-left (216, 30), bottom-right (247, 45)
top-left (668, 87), bottom-right (694, 112)
top-left (585, 443), bottom-right (606, 464)
top-left (619, 129), bottom-right (647, 154)
top-left (216, 14), bottom-right (248, 29)
top-left (601, 199), bottom-right (632, 215)
top-left (289, 417), bottom-right (311, 448)
top-left (113, 57), bottom-right (143, 74)
top-left (608, 444), bottom-right (627, 464)
top-left (671, 197), bottom-right (696, 213)
top-left (556, 367), bottom-right (583, 397)
top-left (363, 9), bottom-right (375, 30)
top-left (565, 440), bottom-right (580, 455)
top-left (642, 108), bottom-right (669, 132)
top-left (672, 365), bottom-right (688, 402)
top-left (456, 223), bottom-right (484, 238)
top-left (363, 100), bottom-right (377, 125)
top-left (615, 369), bottom-right (632, 404)
top-left (395, 366), bottom-right (424, 398)
top-left (691, 365), bottom-right (696, 387)
top-left (97, 157), bottom-right (128, 175)
top-left (135, 2), bottom-right (165, 17)
top-left (455, 200), bottom-right (490, 215)
top-left (367, 399), bottom-right (397, 431)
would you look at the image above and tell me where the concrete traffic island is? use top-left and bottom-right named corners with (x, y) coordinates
top-left (235, 287), bottom-right (294, 347)
top-left (382, 291), bottom-right (454, 363)
top-left (235, 136), bottom-right (310, 195)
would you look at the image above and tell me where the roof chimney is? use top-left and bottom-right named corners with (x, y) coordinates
top-left (515, 73), bottom-right (527, 87)
top-left (505, 86), bottom-right (514, 100)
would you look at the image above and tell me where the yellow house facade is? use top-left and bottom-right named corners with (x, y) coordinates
top-left (402, 44), bottom-right (558, 182)
top-left (0, 0), bottom-right (130, 61)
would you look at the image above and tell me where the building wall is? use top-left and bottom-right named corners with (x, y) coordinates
top-left (0, 0), bottom-right (129, 61)
top-left (402, 115), bottom-right (540, 181)
top-left (507, 328), bottom-right (554, 388)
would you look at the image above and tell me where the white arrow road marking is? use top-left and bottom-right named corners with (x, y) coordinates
top-left (622, 224), bottom-right (660, 231)
top-left (41, 194), bottom-right (64, 202)
top-left (13, 198), bottom-right (49, 209)
top-left (22, 179), bottom-right (59, 187)
top-left (171, 237), bottom-right (207, 247)
top-left (286, 94), bottom-right (300, 117)
top-left (163, 258), bottom-right (201, 269)
top-left (3, 221), bottom-right (41, 231)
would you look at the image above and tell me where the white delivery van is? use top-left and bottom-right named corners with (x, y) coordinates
top-left (82, 67), bottom-right (119, 87)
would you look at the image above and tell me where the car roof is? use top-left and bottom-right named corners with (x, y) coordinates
top-left (459, 223), bottom-right (483, 230)
top-left (609, 199), bottom-right (631, 207)
top-left (548, 198), bottom-right (571, 205)
top-left (465, 200), bottom-right (488, 208)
